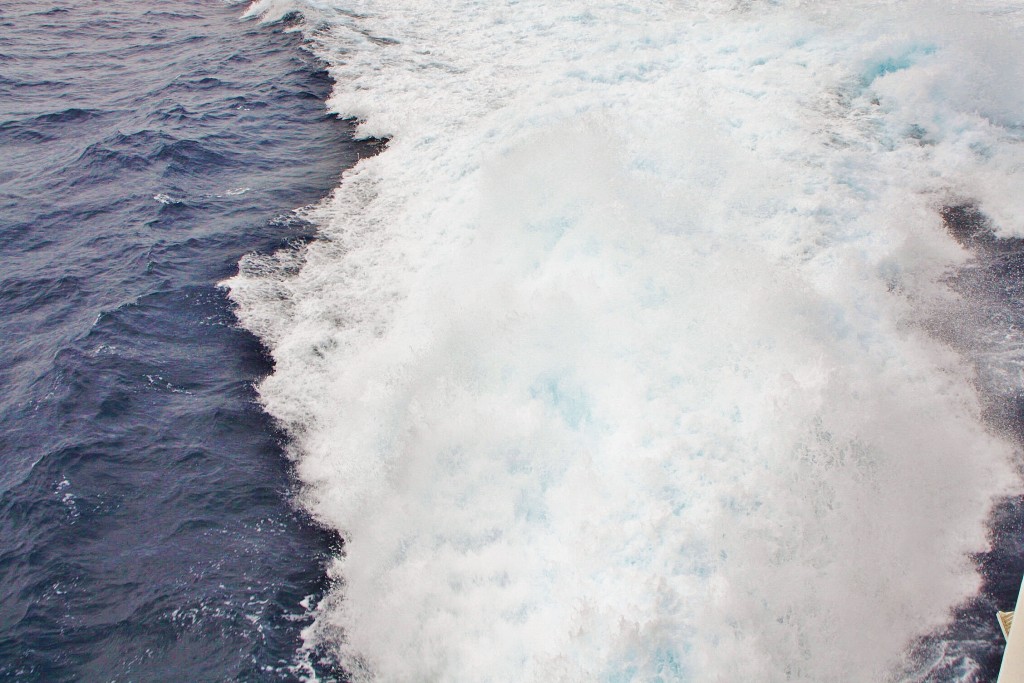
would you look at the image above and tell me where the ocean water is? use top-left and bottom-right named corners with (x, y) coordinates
top-left (0, 1), bottom-right (368, 679)
top-left (5, 0), bottom-right (1024, 681)
top-left (225, 1), bottom-right (1024, 681)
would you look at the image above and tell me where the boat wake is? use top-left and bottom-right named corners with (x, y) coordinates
top-left (228, 1), bottom-right (1024, 680)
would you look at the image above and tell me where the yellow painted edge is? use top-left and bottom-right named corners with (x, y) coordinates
top-left (998, 611), bottom-right (1014, 641)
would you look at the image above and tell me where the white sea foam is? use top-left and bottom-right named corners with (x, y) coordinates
top-left (228, 1), bottom-right (1024, 680)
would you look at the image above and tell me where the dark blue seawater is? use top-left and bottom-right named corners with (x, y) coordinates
top-left (0, 1), bottom-right (367, 678)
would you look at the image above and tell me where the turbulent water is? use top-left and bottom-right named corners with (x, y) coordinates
top-left (4, 0), bottom-right (1024, 680)
top-left (226, 1), bottom-right (1024, 681)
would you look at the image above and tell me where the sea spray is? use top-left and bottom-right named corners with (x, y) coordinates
top-left (228, 1), bottom-right (1024, 679)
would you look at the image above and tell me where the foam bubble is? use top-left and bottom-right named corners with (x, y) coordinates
top-left (229, 1), bottom-right (1024, 680)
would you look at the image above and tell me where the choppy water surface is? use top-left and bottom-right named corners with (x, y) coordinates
top-left (0, 1), bottom-right (364, 679)
top-left (6, 0), bottom-right (1024, 681)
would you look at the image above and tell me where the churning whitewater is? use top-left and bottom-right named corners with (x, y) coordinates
top-left (227, 1), bottom-right (1024, 680)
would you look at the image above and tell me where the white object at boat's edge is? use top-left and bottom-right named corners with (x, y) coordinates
top-left (998, 576), bottom-right (1024, 682)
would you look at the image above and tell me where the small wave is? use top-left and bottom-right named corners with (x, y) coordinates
top-left (220, 186), bottom-right (252, 197)
top-left (153, 193), bottom-right (182, 205)
top-left (154, 138), bottom-right (233, 172)
top-left (0, 109), bottom-right (105, 143)
top-left (31, 108), bottom-right (103, 125)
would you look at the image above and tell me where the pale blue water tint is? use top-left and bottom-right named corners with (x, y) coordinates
top-left (230, 1), bottom-right (1024, 681)
top-left (0, 1), bottom-right (366, 679)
